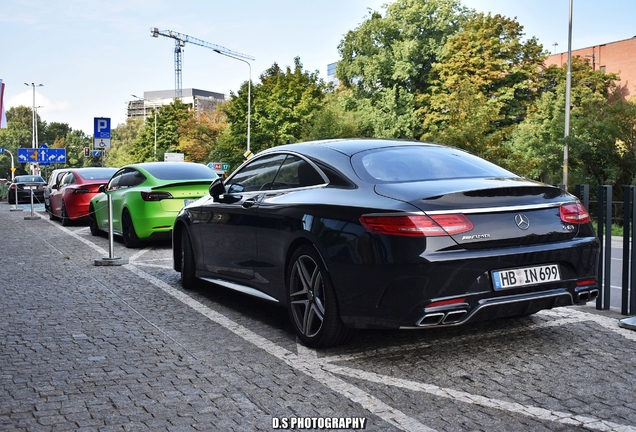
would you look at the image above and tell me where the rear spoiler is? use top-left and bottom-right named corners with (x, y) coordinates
top-left (150, 180), bottom-right (214, 190)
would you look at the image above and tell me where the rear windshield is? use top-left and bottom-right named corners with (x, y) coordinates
top-left (352, 146), bottom-right (516, 183)
top-left (15, 175), bottom-right (45, 183)
top-left (76, 168), bottom-right (117, 180)
top-left (143, 163), bottom-right (219, 181)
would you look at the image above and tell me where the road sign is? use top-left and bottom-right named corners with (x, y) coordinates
top-left (17, 147), bottom-right (66, 165)
top-left (47, 148), bottom-right (66, 163)
top-left (94, 138), bottom-right (111, 149)
top-left (0, 147), bottom-right (4, 154)
top-left (18, 148), bottom-right (39, 163)
top-left (92, 150), bottom-right (101, 157)
top-left (208, 162), bottom-right (230, 171)
top-left (94, 117), bottom-right (111, 139)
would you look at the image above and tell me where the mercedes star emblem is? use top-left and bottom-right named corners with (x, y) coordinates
top-left (514, 214), bottom-right (530, 230)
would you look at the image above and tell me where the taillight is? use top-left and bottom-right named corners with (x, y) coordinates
top-left (560, 203), bottom-right (591, 224)
top-left (427, 298), bottom-right (467, 309)
top-left (576, 278), bottom-right (597, 287)
top-left (360, 214), bottom-right (473, 237)
top-left (72, 188), bottom-right (92, 194)
top-left (141, 191), bottom-right (173, 201)
top-left (9, 184), bottom-right (16, 191)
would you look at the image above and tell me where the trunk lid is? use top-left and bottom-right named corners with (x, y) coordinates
top-left (374, 178), bottom-right (581, 249)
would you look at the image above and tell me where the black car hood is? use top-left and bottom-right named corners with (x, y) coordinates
top-left (374, 177), bottom-right (571, 211)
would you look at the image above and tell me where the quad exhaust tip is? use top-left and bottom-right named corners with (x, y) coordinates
top-left (417, 309), bottom-right (468, 327)
top-left (577, 289), bottom-right (599, 303)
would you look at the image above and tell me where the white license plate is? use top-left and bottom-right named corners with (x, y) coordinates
top-left (492, 264), bottom-right (561, 290)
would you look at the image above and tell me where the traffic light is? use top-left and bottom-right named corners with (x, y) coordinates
top-left (84, 147), bottom-right (90, 157)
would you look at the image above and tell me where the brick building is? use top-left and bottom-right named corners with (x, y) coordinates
top-left (544, 36), bottom-right (636, 99)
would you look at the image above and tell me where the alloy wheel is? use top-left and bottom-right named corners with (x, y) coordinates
top-left (289, 254), bottom-right (326, 338)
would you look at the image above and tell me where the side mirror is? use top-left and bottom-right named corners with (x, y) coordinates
top-left (98, 185), bottom-right (105, 193)
top-left (209, 178), bottom-right (225, 201)
top-left (52, 185), bottom-right (58, 190)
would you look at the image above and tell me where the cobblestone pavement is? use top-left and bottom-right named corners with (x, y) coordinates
top-left (1, 201), bottom-right (636, 431)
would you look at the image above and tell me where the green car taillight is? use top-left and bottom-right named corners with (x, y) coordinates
top-left (140, 191), bottom-right (173, 201)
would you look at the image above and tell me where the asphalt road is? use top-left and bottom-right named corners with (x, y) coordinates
top-left (2, 200), bottom-right (636, 431)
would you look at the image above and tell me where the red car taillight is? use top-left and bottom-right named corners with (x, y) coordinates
top-left (560, 203), bottom-right (591, 224)
top-left (72, 188), bottom-right (92, 194)
top-left (360, 214), bottom-right (473, 237)
top-left (141, 191), bottom-right (173, 201)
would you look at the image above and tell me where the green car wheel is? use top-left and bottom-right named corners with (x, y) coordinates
top-left (122, 210), bottom-right (141, 248)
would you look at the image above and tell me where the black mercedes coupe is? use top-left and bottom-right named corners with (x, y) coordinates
top-left (173, 139), bottom-right (600, 347)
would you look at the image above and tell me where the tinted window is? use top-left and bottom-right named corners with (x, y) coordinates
top-left (143, 163), bottom-right (218, 180)
top-left (119, 170), bottom-right (145, 188)
top-left (271, 155), bottom-right (325, 189)
top-left (226, 154), bottom-right (287, 193)
top-left (60, 173), bottom-right (75, 186)
top-left (15, 176), bottom-right (45, 183)
top-left (352, 146), bottom-right (516, 183)
top-left (107, 170), bottom-right (127, 190)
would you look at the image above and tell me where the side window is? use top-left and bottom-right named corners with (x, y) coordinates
top-left (54, 171), bottom-right (66, 187)
top-left (60, 173), bottom-right (75, 187)
top-left (271, 155), bottom-right (325, 189)
top-left (107, 170), bottom-right (125, 191)
top-left (226, 154), bottom-right (287, 193)
top-left (119, 170), bottom-right (145, 188)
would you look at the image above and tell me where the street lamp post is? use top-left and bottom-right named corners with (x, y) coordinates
top-left (563, 0), bottom-right (573, 191)
top-left (132, 95), bottom-right (158, 161)
top-left (213, 50), bottom-right (251, 155)
top-left (24, 83), bottom-right (43, 149)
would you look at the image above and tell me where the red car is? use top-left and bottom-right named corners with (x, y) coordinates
top-left (49, 167), bottom-right (117, 225)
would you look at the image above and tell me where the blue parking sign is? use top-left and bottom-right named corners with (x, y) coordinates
top-left (94, 117), bottom-right (111, 139)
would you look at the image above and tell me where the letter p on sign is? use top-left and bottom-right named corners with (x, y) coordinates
top-left (94, 117), bottom-right (111, 139)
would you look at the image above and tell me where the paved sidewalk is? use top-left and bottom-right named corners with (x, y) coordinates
top-left (0, 204), bottom-right (372, 431)
top-left (2, 200), bottom-right (636, 432)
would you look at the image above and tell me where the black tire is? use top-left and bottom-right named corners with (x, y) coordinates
top-left (121, 210), bottom-right (141, 248)
top-left (180, 229), bottom-right (197, 290)
top-left (88, 204), bottom-right (101, 236)
top-left (287, 245), bottom-right (355, 348)
top-left (61, 202), bottom-right (71, 226)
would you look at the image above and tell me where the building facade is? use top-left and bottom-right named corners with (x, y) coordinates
top-left (544, 36), bottom-right (636, 99)
top-left (127, 88), bottom-right (226, 119)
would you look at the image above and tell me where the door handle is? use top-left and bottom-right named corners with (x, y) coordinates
top-left (242, 198), bottom-right (257, 208)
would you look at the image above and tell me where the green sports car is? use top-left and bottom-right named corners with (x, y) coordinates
top-left (89, 162), bottom-right (218, 248)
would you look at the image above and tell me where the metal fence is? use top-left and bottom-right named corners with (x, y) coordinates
top-left (572, 185), bottom-right (636, 315)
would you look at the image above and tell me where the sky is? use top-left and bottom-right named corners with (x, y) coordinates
top-left (2, 0), bottom-right (635, 136)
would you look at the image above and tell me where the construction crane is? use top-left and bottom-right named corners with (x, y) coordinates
top-left (150, 27), bottom-right (255, 99)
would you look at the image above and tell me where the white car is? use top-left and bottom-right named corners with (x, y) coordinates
top-left (44, 169), bottom-right (68, 213)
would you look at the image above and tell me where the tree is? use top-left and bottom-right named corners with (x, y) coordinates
top-left (127, 99), bottom-right (191, 163)
top-left (105, 117), bottom-right (144, 167)
top-left (504, 57), bottom-right (628, 191)
top-left (177, 109), bottom-right (227, 163)
top-left (301, 91), bottom-right (363, 140)
top-left (43, 122), bottom-right (72, 148)
top-left (422, 13), bottom-right (546, 159)
top-left (335, 0), bottom-right (471, 138)
top-left (218, 57), bottom-right (328, 166)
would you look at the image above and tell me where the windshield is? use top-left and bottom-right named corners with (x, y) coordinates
top-left (352, 146), bottom-right (516, 183)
